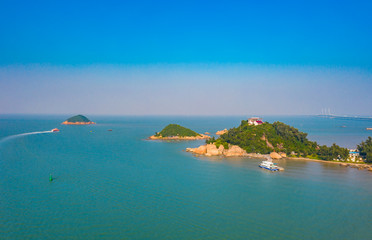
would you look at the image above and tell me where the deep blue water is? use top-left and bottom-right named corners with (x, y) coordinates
top-left (0, 115), bottom-right (372, 239)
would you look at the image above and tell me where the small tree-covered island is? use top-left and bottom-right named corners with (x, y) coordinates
top-left (62, 115), bottom-right (96, 125)
top-left (187, 118), bottom-right (372, 166)
top-left (149, 124), bottom-right (210, 140)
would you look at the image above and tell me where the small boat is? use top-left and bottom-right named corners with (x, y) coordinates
top-left (259, 159), bottom-right (280, 171)
top-left (108, 129), bottom-right (112, 131)
top-left (51, 128), bottom-right (59, 132)
top-left (367, 128), bottom-right (372, 131)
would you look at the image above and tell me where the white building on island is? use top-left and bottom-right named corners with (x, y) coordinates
top-left (248, 117), bottom-right (263, 126)
top-left (348, 149), bottom-right (362, 162)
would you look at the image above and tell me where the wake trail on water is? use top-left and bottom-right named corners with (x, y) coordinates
top-left (0, 130), bottom-right (53, 145)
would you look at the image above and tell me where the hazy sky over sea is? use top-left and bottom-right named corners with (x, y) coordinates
top-left (0, 0), bottom-right (371, 115)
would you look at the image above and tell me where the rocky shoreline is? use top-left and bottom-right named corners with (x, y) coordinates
top-left (62, 121), bottom-right (96, 125)
top-left (148, 134), bottom-right (210, 141)
top-left (186, 143), bottom-right (372, 171)
top-left (216, 129), bottom-right (228, 135)
top-left (186, 143), bottom-right (286, 158)
top-left (186, 143), bottom-right (253, 157)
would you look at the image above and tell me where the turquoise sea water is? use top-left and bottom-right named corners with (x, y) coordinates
top-left (1, 115), bottom-right (372, 239)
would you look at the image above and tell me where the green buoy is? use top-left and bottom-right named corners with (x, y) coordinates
top-left (49, 174), bottom-right (53, 182)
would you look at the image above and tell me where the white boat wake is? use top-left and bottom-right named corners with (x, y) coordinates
top-left (0, 130), bottom-right (53, 145)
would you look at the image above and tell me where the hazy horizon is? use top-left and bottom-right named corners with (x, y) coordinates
top-left (1, 63), bottom-right (371, 116)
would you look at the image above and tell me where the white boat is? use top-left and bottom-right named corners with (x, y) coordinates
top-left (259, 159), bottom-right (280, 171)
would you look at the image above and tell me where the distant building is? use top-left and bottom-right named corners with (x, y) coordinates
top-left (248, 117), bottom-right (263, 126)
top-left (348, 149), bottom-right (361, 162)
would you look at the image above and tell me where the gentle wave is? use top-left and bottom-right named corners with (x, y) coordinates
top-left (0, 130), bottom-right (53, 145)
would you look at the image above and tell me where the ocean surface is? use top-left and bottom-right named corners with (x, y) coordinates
top-left (1, 115), bottom-right (372, 240)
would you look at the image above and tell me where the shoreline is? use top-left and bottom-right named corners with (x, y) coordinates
top-left (195, 153), bottom-right (372, 170)
top-left (148, 134), bottom-right (210, 141)
top-left (61, 121), bottom-right (96, 125)
top-left (186, 144), bottom-right (372, 171)
top-left (286, 156), bottom-right (371, 169)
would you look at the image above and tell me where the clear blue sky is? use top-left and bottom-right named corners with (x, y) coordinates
top-left (0, 0), bottom-right (371, 115)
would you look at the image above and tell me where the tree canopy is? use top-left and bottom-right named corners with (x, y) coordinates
top-left (357, 137), bottom-right (372, 163)
top-left (156, 124), bottom-right (200, 137)
top-left (65, 115), bottom-right (91, 123)
top-left (207, 120), bottom-right (349, 161)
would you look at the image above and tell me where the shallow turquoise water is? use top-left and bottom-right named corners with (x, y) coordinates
top-left (0, 115), bottom-right (372, 239)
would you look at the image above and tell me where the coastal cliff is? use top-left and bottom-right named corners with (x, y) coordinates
top-left (62, 115), bottom-right (95, 125)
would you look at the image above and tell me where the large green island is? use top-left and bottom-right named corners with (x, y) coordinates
top-left (149, 124), bottom-right (210, 140)
top-left (187, 119), bottom-right (372, 168)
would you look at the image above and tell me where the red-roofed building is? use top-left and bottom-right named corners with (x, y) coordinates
top-left (248, 117), bottom-right (263, 126)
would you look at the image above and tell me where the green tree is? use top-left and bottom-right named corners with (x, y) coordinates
top-left (211, 120), bottom-right (348, 161)
top-left (357, 137), bottom-right (372, 163)
top-left (158, 124), bottom-right (200, 137)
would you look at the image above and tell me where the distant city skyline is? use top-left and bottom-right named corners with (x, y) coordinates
top-left (0, 1), bottom-right (371, 115)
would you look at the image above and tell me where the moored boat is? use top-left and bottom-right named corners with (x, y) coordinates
top-left (259, 158), bottom-right (281, 171)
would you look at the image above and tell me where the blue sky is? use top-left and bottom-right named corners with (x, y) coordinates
top-left (0, 1), bottom-right (371, 115)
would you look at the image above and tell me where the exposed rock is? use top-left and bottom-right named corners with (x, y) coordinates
top-left (186, 143), bottom-right (248, 157)
top-left (261, 135), bottom-right (274, 149)
top-left (277, 143), bottom-right (284, 150)
top-left (270, 152), bottom-right (282, 159)
top-left (186, 145), bottom-right (207, 154)
top-left (216, 129), bottom-right (228, 135)
top-left (218, 145), bottom-right (225, 154)
top-left (204, 132), bottom-right (210, 135)
top-left (368, 168), bottom-right (372, 171)
top-left (149, 135), bottom-right (158, 140)
top-left (206, 144), bottom-right (219, 156)
top-left (224, 145), bottom-right (248, 157)
top-left (279, 152), bottom-right (287, 158)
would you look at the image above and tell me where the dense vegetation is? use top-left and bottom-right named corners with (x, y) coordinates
top-left (66, 115), bottom-right (91, 123)
top-left (207, 137), bottom-right (229, 149)
top-left (207, 120), bottom-right (349, 161)
top-left (357, 137), bottom-right (372, 163)
top-left (155, 124), bottom-right (200, 137)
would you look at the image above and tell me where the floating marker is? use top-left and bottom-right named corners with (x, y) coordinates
top-left (49, 174), bottom-right (53, 182)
